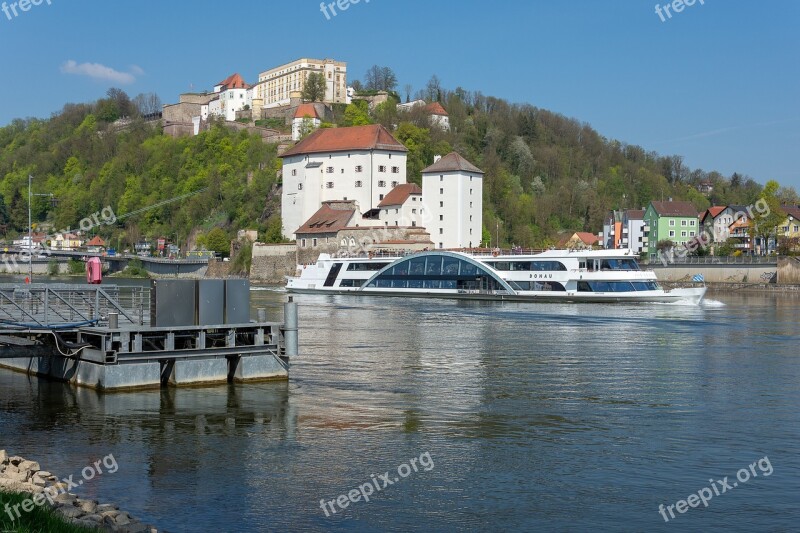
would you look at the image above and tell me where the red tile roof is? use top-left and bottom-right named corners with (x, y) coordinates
top-left (378, 183), bottom-right (422, 207)
top-left (294, 103), bottom-right (321, 119)
top-left (574, 232), bottom-right (600, 246)
top-left (217, 73), bottom-right (250, 90)
top-left (281, 124), bottom-right (407, 158)
top-left (425, 102), bottom-right (448, 116)
top-left (86, 236), bottom-right (106, 246)
top-left (295, 203), bottom-right (355, 235)
top-left (708, 206), bottom-right (726, 218)
top-left (783, 206), bottom-right (800, 220)
top-left (650, 201), bottom-right (698, 217)
top-left (625, 209), bottom-right (645, 220)
top-left (421, 152), bottom-right (483, 174)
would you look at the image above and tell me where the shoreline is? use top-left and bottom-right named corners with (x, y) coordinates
top-left (0, 450), bottom-right (157, 532)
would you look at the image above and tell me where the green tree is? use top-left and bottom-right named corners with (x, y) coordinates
top-left (343, 100), bottom-right (372, 126)
top-left (302, 72), bottom-right (327, 102)
top-left (298, 116), bottom-right (317, 139)
top-left (748, 179), bottom-right (786, 253)
top-left (204, 228), bottom-right (230, 257)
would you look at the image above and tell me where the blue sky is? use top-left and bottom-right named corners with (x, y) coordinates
top-left (1, 0), bottom-right (798, 189)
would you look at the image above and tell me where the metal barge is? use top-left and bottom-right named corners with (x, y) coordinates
top-left (0, 280), bottom-right (298, 391)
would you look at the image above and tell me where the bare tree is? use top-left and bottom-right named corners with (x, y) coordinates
top-left (403, 84), bottom-right (413, 103)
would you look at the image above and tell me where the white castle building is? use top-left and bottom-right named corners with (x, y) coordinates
top-left (280, 124), bottom-right (483, 249)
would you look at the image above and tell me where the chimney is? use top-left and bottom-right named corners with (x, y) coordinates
top-left (433, 154), bottom-right (442, 163)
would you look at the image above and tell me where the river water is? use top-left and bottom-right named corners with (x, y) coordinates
top-left (1, 279), bottom-right (799, 531)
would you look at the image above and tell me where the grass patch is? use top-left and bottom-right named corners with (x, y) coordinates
top-left (119, 258), bottom-right (149, 278)
top-left (0, 491), bottom-right (94, 532)
top-left (66, 259), bottom-right (84, 275)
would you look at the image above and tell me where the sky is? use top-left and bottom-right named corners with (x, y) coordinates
top-left (0, 0), bottom-right (798, 189)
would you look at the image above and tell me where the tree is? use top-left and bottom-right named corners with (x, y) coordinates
top-left (351, 80), bottom-right (363, 92)
top-left (363, 65), bottom-right (397, 92)
top-left (298, 116), bottom-right (317, 139)
top-left (204, 228), bottom-right (230, 257)
top-left (132, 93), bottom-right (162, 116)
top-left (403, 84), bottom-right (413, 103)
top-left (425, 75), bottom-right (442, 101)
top-left (343, 100), bottom-right (371, 126)
top-left (748, 179), bottom-right (786, 253)
top-left (302, 72), bottom-right (327, 102)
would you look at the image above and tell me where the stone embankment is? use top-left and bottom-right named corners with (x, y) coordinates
top-left (0, 449), bottom-right (156, 532)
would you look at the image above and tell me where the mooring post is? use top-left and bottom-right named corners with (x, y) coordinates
top-left (283, 296), bottom-right (298, 357)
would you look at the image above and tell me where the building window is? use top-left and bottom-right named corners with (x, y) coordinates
top-left (439, 188), bottom-right (443, 194)
top-left (681, 220), bottom-right (687, 226)
top-left (355, 165), bottom-right (363, 173)
top-left (301, 239), bottom-right (307, 247)
top-left (412, 221), bottom-right (416, 227)
top-left (470, 215), bottom-right (472, 221)
top-left (326, 166), bottom-right (334, 173)
top-left (470, 202), bottom-right (473, 208)
top-left (669, 220), bottom-right (675, 226)
top-left (412, 209), bottom-right (417, 214)
top-left (439, 242), bottom-right (443, 249)
top-left (440, 175), bottom-right (443, 181)
top-left (379, 165), bottom-right (387, 172)
top-left (689, 231), bottom-right (695, 236)
top-left (392, 166), bottom-right (399, 173)
top-left (298, 183), bottom-right (303, 190)
top-left (379, 194), bottom-right (384, 200)
top-left (439, 228), bottom-right (443, 234)
top-left (470, 229), bottom-right (473, 234)
top-left (669, 230), bottom-right (675, 237)
top-left (291, 169), bottom-right (297, 176)
top-left (355, 181), bottom-right (363, 187)
top-left (341, 169), bottom-right (345, 174)
top-left (439, 215), bottom-right (443, 221)
top-left (681, 231), bottom-right (687, 237)
top-left (378, 180), bottom-right (386, 187)
top-left (395, 208), bottom-right (399, 214)
top-left (391, 181), bottom-right (398, 187)
top-left (439, 201), bottom-right (443, 207)
top-left (470, 189), bottom-right (473, 195)
top-left (312, 238), bottom-right (318, 247)
top-left (326, 182), bottom-right (334, 188)
top-left (690, 220), bottom-right (696, 226)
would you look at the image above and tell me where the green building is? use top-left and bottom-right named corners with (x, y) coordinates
top-left (643, 200), bottom-right (700, 258)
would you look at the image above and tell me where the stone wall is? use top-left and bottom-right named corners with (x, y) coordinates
top-left (777, 257), bottom-right (800, 284)
top-left (250, 243), bottom-right (298, 284)
top-left (649, 264), bottom-right (776, 283)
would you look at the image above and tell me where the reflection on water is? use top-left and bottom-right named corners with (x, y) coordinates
top-left (2, 280), bottom-right (800, 531)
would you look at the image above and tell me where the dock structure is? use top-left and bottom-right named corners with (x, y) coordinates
top-left (0, 281), bottom-right (298, 391)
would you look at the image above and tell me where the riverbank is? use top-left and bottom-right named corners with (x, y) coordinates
top-left (0, 450), bottom-right (156, 532)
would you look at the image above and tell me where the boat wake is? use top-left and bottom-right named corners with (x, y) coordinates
top-left (701, 299), bottom-right (725, 307)
top-left (250, 286), bottom-right (287, 293)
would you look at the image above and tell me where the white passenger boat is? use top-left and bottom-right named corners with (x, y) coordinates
top-left (286, 250), bottom-right (706, 304)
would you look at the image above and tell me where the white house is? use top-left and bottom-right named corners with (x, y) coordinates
top-left (421, 153), bottom-right (483, 249)
top-left (209, 73), bottom-right (251, 122)
top-left (254, 58), bottom-right (347, 109)
top-left (291, 103), bottom-right (322, 141)
top-left (280, 124), bottom-right (409, 239)
top-left (377, 183), bottom-right (424, 227)
top-left (601, 209), bottom-right (648, 254)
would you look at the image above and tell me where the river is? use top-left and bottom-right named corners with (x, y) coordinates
top-left (1, 277), bottom-right (799, 531)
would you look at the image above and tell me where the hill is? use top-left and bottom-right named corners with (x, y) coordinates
top-left (0, 87), bottom-right (784, 250)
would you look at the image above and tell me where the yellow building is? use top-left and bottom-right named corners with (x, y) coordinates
top-left (253, 58), bottom-right (347, 109)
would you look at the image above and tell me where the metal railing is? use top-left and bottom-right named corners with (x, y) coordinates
top-left (642, 255), bottom-right (778, 265)
top-left (0, 284), bottom-right (150, 329)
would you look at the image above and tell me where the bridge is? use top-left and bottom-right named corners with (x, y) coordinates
top-left (1, 248), bottom-right (210, 277)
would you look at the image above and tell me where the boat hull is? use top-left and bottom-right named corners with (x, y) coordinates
top-left (287, 286), bottom-right (707, 304)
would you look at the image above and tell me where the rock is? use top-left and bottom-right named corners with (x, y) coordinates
top-left (71, 518), bottom-right (101, 530)
top-left (100, 510), bottom-right (121, 520)
top-left (2, 468), bottom-right (28, 483)
top-left (31, 474), bottom-right (47, 486)
top-left (18, 460), bottom-right (40, 472)
top-left (54, 492), bottom-right (77, 504)
top-left (0, 477), bottom-right (43, 494)
top-left (4, 464), bottom-right (20, 475)
top-left (9, 456), bottom-right (24, 466)
top-left (80, 499), bottom-right (98, 514)
top-left (118, 522), bottom-right (150, 533)
top-left (115, 513), bottom-right (132, 526)
top-left (36, 470), bottom-right (52, 478)
top-left (96, 503), bottom-right (120, 512)
top-left (56, 506), bottom-right (84, 519)
top-left (0, 449), bottom-right (7, 464)
top-left (84, 513), bottom-right (104, 523)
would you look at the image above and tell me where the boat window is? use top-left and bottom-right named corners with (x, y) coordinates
top-left (408, 258), bottom-right (426, 275)
top-left (346, 262), bottom-right (390, 271)
top-left (423, 280), bottom-right (440, 289)
top-left (600, 259), bottom-right (640, 271)
top-left (338, 279), bottom-right (365, 288)
top-left (426, 257), bottom-right (443, 275)
top-left (442, 257), bottom-right (460, 275)
top-left (578, 281), bottom-right (592, 292)
top-left (511, 281), bottom-right (566, 292)
top-left (607, 281), bottom-right (635, 292)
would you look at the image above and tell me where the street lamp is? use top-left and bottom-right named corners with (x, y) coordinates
top-left (26, 175), bottom-right (55, 283)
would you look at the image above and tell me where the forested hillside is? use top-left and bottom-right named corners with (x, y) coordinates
top-left (1, 85), bottom-right (792, 250)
